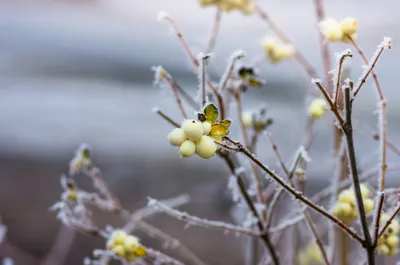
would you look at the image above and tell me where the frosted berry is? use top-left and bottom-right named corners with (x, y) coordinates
top-left (112, 245), bottom-right (126, 257)
top-left (124, 235), bottom-right (139, 252)
top-left (308, 98), bottom-right (327, 119)
top-left (319, 18), bottom-right (343, 42)
top-left (363, 199), bottom-right (374, 213)
top-left (168, 128), bottom-right (187, 146)
top-left (241, 112), bottom-right (253, 129)
top-left (195, 135), bottom-right (217, 159)
top-left (179, 140), bottom-right (196, 158)
top-left (338, 189), bottom-right (355, 204)
top-left (112, 230), bottom-right (127, 245)
top-left (181, 119), bottom-right (204, 141)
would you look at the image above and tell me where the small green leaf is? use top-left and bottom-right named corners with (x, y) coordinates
top-left (247, 78), bottom-right (264, 87)
top-left (209, 123), bottom-right (229, 142)
top-left (204, 103), bottom-right (219, 124)
top-left (82, 148), bottom-right (90, 158)
top-left (220, 119), bottom-right (231, 128)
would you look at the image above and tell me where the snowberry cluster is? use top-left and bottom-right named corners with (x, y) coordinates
top-left (308, 98), bottom-right (327, 119)
top-left (376, 213), bottom-right (400, 256)
top-left (319, 17), bottom-right (358, 42)
top-left (106, 230), bottom-right (147, 262)
top-left (261, 36), bottom-right (295, 63)
top-left (199, 0), bottom-right (255, 14)
top-left (332, 184), bottom-right (374, 222)
top-left (168, 119), bottom-right (218, 159)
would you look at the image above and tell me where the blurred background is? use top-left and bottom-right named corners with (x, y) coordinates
top-left (0, 0), bottom-right (399, 264)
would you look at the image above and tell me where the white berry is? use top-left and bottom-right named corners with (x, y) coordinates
top-left (179, 140), bottom-right (196, 157)
top-left (203, 122), bottom-right (212, 135)
top-left (181, 119), bottom-right (204, 141)
top-left (168, 128), bottom-right (187, 146)
top-left (195, 135), bottom-right (217, 159)
top-left (241, 112), bottom-right (253, 129)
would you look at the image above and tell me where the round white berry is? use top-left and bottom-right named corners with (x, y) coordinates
top-left (179, 140), bottom-right (196, 157)
top-left (181, 119), bottom-right (204, 141)
top-left (202, 121), bottom-right (212, 135)
top-left (195, 135), bottom-right (217, 159)
top-left (168, 128), bottom-right (187, 146)
top-left (241, 112), bottom-right (253, 129)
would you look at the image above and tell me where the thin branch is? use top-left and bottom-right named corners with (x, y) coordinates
top-left (40, 225), bottom-right (76, 265)
top-left (224, 137), bottom-right (364, 244)
top-left (153, 108), bottom-right (180, 128)
top-left (334, 50), bottom-right (352, 106)
top-left (378, 203), bottom-right (400, 238)
top-left (204, 6), bottom-right (222, 54)
top-left (165, 74), bottom-right (188, 118)
top-left (219, 50), bottom-right (245, 92)
top-left (313, 80), bottom-right (345, 128)
top-left (161, 15), bottom-right (225, 118)
top-left (372, 192), bottom-right (385, 247)
top-left (147, 198), bottom-right (260, 237)
top-left (342, 86), bottom-right (374, 264)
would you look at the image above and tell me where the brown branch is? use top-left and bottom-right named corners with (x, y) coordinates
top-left (204, 6), bottom-right (222, 54)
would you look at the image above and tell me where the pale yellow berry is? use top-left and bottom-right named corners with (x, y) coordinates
top-left (112, 245), bottom-right (126, 257)
top-left (388, 220), bottom-right (400, 235)
top-left (386, 235), bottom-right (399, 248)
top-left (179, 140), bottom-right (196, 158)
top-left (195, 135), bottom-right (217, 159)
top-left (377, 244), bottom-right (390, 255)
top-left (271, 44), bottom-right (295, 62)
top-left (202, 121), bottom-right (212, 135)
top-left (319, 18), bottom-right (343, 42)
top-left (124, 235), bottom-right (139, 252)
top-left (307, 243), bottom-right (324, 263)
top-left (106, 239), bottom-right (115, 250)
top-left (340, 17), bottom-right (358, 35)
top-left (168, 128), bottom-right (187, 147)
top-left (363, 199), bottom-right (374, 213)
top-left (241, 112), bottom-right (253, 129)
top-left (360, 184), bottom-right (370, 198)
top-left (333, 202), bottom-right (352, 217)
top-left (338, 189), bottom-right (355, 204)
top-left (308, 98), bottom-right (327, 119)
top-left (261, 36), bottom-right (279, 52)
top-left (181, 119), bottom-right (204, 141)
top-left (112, 230), bottom-right (127, 245)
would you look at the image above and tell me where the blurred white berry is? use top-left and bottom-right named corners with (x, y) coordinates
top-left (195, 135), bottom-right (217, 159)
top-left (179, 140), bottom-right (196, 157)
top-left (181, 119), bottom-right (204, 141)
top-left (202, 121), bottom-right (212, 135)
top-left (241, 112), bottom-right (253, 129)
top-left (168, 128), bottom-right (187, 146)
top-left (271, 44), bottom-right (295, 62)
top-left (319, 18), bottom-right (343, 42)
top-left (340, 17), bottom-right (358, 35)
top-left (261, 36), bottom-right (279, 52)
top-left (308, 98), bottom-right (327, 119)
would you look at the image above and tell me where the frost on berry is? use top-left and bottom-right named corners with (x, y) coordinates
top-left (179, 140), bottom-right (196, 158)
top-left (319, 18), bottom-right (343, 42)
top-left (168, 128), bottom-right (187, 147)
top-left (261, 36), bottom-right (295, 63)
top-left (181, 119), bottom-right (204, 142)
top-left (195, 135), bottom-right (217, 159)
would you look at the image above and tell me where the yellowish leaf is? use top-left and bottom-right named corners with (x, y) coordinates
top-left (209, 123), bottom-right (229, 141)
top-left (204, 103), bottom-right (219, 124)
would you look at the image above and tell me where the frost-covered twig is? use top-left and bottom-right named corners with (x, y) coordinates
top-left (153, 108), bottom-right (180, 128)
top-left (333, 49), bottom-right (352, 106)
top-left (147, 198), bottom-right (260, 237)
top-left (372, 192), bottom-right (385, 247)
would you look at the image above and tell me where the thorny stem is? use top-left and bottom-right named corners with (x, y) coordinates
top-left (372, 192), bottom-right (385, 247)
top-left (220, 153), bottom-right (280, 265)
top-left (343, 86), bottom-right (375, 264)
top-left (204, 6), bottom-right (222, 54)
top-left (255, 6), bottom-right (318, 80)
top-left (348, 35), bottom-right (388, 192)
top-left (234, 92), bottom-right (266, 223)
top-left (163, 16), bottom-right (225, 119)
top-left (165, 75), bottom-right (188, 119)
top-left (223, 137), bottom-right (364, 244)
